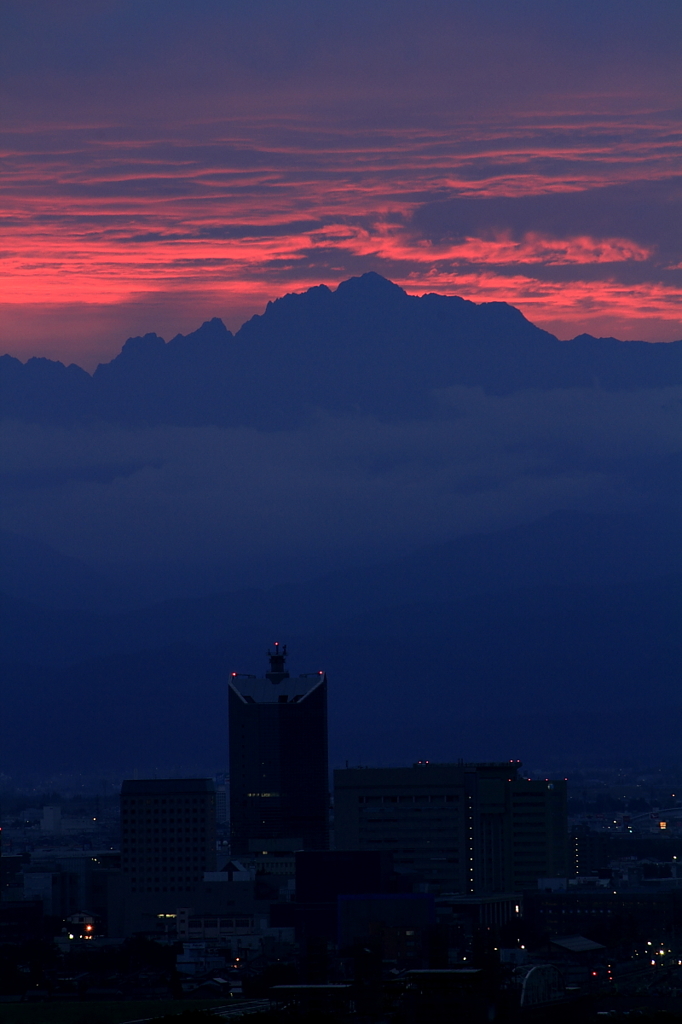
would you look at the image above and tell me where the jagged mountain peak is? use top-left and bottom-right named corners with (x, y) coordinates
top-left (2, 276), bottom-right (681, 427)
top-left (120, 332), bottom-right (166, 355)
top-left (334, 270), bottom-right (408, 300)
top-left (168, 316), bottom-right (232, 346)
top-left (253, 273), bottom-right (407, 327)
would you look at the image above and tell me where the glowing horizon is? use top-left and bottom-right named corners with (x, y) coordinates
top-left (2, 3), bottom-right (681, 366)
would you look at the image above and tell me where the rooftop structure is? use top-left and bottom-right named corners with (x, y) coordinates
top-left (229, 644), bottom-right (329, 854)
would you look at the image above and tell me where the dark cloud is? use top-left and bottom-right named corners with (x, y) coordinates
top-left (3, 1), bottom-right (680, 116)
top-left (412, 179), bottom-right (682, 254)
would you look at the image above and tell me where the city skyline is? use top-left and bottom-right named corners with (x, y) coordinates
top-left (1, 2), bottom-right (680, 1009)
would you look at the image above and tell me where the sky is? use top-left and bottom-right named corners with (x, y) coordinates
top-left (1, 2), bottom-right (681, 774)
top-left (1, 0), bottom-right (681, 368)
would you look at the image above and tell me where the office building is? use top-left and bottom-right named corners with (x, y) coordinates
top-left (120, 779), bottom-right (216, 895)
top-left (508, 776), bottom-right (567, 891)
top-left (215, 784), bottom-right (228, 824)
top-left (334, 762), bottom-right (566, 894)
top-left (229, 644), bottom-right (328, 854)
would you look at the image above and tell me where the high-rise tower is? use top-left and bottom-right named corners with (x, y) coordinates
top-left (228, 644), bottom-right (329, 854)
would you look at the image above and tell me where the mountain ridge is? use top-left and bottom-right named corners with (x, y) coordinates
top-left (2, 274), bottom-right (681, 428)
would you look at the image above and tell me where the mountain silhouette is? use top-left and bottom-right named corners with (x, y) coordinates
top-left (2, 275), bottom-right (681, 772)
top-left (2, 273), bottom-right (681, 428)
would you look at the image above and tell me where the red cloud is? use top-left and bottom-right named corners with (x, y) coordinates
top-left (1, 110), bottom-right (681, 354)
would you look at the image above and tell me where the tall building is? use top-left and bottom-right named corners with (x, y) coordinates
top-left (508, 776), bottom-right (568, 891)
top-left (229, 643), bottom-right (329, 854)
top-left (120, 779), bottom-right (216, 895)
top-left (334, 762), bottom-right (567, 894)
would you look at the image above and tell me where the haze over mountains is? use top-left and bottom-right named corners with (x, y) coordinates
top-left (1, 275), bottom-right (680, 776)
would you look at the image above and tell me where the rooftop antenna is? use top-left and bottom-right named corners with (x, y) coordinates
top-left (266, 641), bottom-right (290, 683)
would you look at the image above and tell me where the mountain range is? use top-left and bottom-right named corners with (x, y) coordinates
top-left (2, 273), bottom-right (681, 428)
top-left (1, 274), bottom-right (681, 775)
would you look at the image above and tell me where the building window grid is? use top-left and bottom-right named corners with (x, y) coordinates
top-left (121, 792), bottom-right (215, 893)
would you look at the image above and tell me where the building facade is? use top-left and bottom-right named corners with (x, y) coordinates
top-left (524, 888), bottom-right (682, 947)
top-left (120, 778), bottom-right (216, 895)
top-left (334, 762), bottom-right (567, 894)
top-left (228, 644), bottom-right (329, 854)
top-left (22, 849), bottom-right (123, 936)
